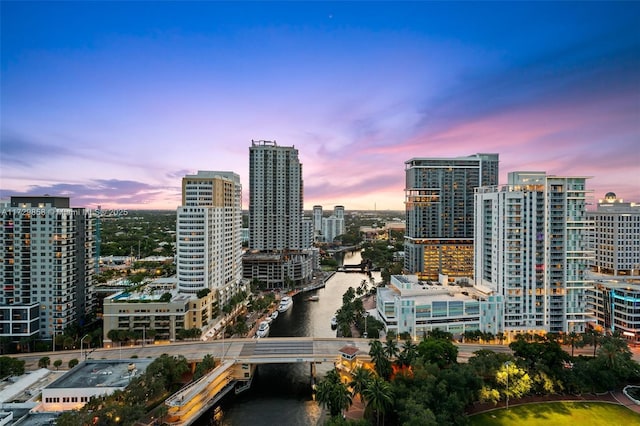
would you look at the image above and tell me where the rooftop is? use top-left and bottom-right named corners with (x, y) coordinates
top-left (47, 359), bottom-right (152, 390)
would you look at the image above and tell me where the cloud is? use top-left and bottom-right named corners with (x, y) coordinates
top-left (0, 131), bottom-right (74, 167)
top-left (0, 179), bottom-right (179, 209)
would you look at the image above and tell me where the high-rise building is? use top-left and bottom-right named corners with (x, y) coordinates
top-left (245, 140), bottom-right (314, 288)
top-left (474, 172), bottom-right (593, 334)
top-left (313, 205), bottom-right (323, 233)
top-left (586, 192), bottom-right (640, 345)
top-left (249, 140), bottom-right (304, 251)
top-left (0, 196), bottom-right (94, 341)
top-left (404, 153), bottom-right (499, 281)
top-left (588, 192), bottom-right (640, 276)
top-left (176, 171), bottom-right (243, 305)
top-left (322, 206), bottom-right (346, 243)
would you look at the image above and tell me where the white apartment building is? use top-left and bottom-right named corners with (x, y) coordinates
top-left (474, 172), bottom-right (593, 334)
top-left (377, 275), bottom-right (492, 339)
top-left (588, 192), bottom-right (640, 276)
top-left (176, 171), bottom-right (243, 306)
top-left (313, 205), bottom-right (323, 233)
top-left (322, 206), bottom-right (346, 243)
top-left (0, 196), bottom-right (94, 341)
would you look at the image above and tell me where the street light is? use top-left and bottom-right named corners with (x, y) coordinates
top-left (80, 334), bottom-right (90, 361)
top-left (363, 311), bottom-right (369, 339)
top-left (504, 361), bottom-right (512, 410)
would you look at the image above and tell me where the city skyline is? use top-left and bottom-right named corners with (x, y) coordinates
top-left (1, 2), bottom-right (639, 210)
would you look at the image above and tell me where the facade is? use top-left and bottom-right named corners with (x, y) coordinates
top-left (322, 206), bottom-right (346, 243)
top-left (242, 251), bottom-right (314, 289)
top-left (102, 278), bottom-right (214, 344)
top-left (474, 171), bottom-right (593, 334)
top-left (176, 171), bottom-right (244, 306)
top-left (248, 140), bottom-right (304, 251)
top-left (313, 205), bottom-right (323, 233)
top-left (245, 140), bottom-right (313, 287)
top-left (377, 275), bottom-right (491, 339)
top-left (404, 153), bottom-right (499, 281)
top-left (588, 192), bottom-right (640, 276)
top-left (587, 275), bottom-right (640, 345)
top-left (0, 196), bottom-right (94, 341)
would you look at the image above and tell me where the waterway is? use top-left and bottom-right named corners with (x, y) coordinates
top-left (194, 250), bottom-right (380, 426)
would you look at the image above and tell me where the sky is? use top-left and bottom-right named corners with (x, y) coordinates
top-left (1, 1), bottom-right (639, 211)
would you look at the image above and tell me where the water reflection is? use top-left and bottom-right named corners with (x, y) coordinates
top-left (198, 250), bottom-right (379, 426)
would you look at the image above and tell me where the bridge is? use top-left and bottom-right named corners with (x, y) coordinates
top-left (9, 338), bottom-right (514, 424)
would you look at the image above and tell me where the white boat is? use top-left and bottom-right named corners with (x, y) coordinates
top-left (307, 295), bottom-right (319, 301)
top-left (330, 316), bottom-right (338, 329)
top-left (278, 296), bottom-right (293, 313)
top-left (265, 317), bottom-right (273, 324)
top-left (256, 321), bottom-right (270, 338)
top-left (271, 310), bottom-right (279, 320)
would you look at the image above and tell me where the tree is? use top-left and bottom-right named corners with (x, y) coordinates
top-left (193, 354), bottom-right (217, 380)
top-left (53, 359), bottom-right (63, 370)
top-left (397, 339), bottom-right (418, 368)
top-left (38, 356), bottom-right (50, 369)
top-left (349, 366), bottom-right (373, 403)
top-left (0, 356), bottom-right (25, 376)
top-left (582, 328), bottom-right (601, 357)
top-left (362, 376), bottom-right (393, 426)
top-left (564, 331), bottom-right (581, 357)
top-left (369, 340), bottom-right (392, 379)
top-left (417, 338), bottom-right (458, 369)
top-left (383, 337), bottom-right (399, 360)
top-left (315, 369), bottom-right (353, 418)
top-left (496, 362), bottom-right (532, 402)
top-left (68, 358), bottom-right (79, 369)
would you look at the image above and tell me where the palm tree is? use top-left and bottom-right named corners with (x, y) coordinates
top-left (564, 331), bottom-right (581, 357)
top-left (315, 369), bottom-right (353, 418)
top-left (349, 367), bottom-right (373, 402)
top-left (583, 329), bottom-right (601, 357)
top-left (362, 376), bottom-right (393, 426)
top-left (369, 340), bottom-right (392, 379)
top-left (397, 339), bottom-right (418, 368)
top-left (383, 336), bottom-right (399, 359)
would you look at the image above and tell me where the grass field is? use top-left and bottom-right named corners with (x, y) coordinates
top-left (469, 401), bottom-right (640, 426)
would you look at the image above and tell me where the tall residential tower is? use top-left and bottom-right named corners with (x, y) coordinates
top-left (404, 153), bottom-right (499, 281)
top-left (0, 196), bottom-right (94, 341)
top-left (245, 140), bottom-right (314, 288)
top-left (249, 140), bottom-right (304, 251)
top-left (474, 172), bottom-right (593, 334)
top-left (176, 171), bottom-right (243, 305)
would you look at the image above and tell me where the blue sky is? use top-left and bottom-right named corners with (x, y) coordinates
top-left (1, 1), bottom-right (639, 210)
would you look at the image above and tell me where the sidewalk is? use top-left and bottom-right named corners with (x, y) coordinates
top-left (612, 389), bottom-right (640, 414)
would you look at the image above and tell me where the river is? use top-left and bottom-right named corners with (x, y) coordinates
top-left (193, 250), bottom-right (380, 426)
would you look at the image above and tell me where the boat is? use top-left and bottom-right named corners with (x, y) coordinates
top-left (330, 316), bottom-right (337, 329)
top-left (307, 295), bottom-right (319, 301)
top-left (256, 321), bottom-right (270, 338)
top-left (278, 296), bottom-right (293, 312)
top-left (270, 310), bottom-right (279, 320)
top-left (265, 316), bottom-right (273, 324)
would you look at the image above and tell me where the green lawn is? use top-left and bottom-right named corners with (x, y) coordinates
top-left (469, 401), bottom-right (640, 426)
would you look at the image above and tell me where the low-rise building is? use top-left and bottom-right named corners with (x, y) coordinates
top-left (41, 359), bottom-right (151, 412)
top-left (376, 275), bottom-right (492, 339)
top-left (102, 278), bottom-right (215, 346)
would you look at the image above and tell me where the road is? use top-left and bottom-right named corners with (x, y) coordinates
top-left (9, 339), bottom-right (517, 370)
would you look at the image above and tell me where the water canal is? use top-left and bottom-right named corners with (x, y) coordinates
top-left (194, 250), bottom-right (381, 426)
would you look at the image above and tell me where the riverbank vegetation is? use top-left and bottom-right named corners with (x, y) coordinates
top-left (317, 331), bottom-right (640, 425)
